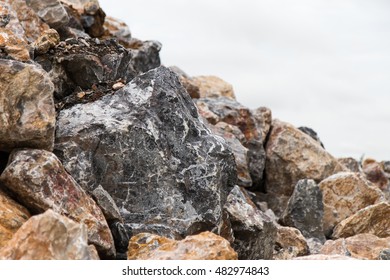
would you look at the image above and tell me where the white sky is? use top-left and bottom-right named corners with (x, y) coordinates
top-left (99, 0), bottom-right (390, 161)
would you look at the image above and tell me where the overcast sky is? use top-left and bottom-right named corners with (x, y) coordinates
top-left (99, 0), bottom-right (390, 161)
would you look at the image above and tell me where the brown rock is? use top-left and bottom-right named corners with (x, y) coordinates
top-left (0, 27), bottom-right (30, 61)
top-left (319, 172), bottom-right (384, 236)
top-left (0, 59), bottom-right (55, 152)
top-left (180, 76), bottom-right (200, 98)
top-left (0, 149), bottom-right (115, 258)
top-left (252, 106), bottom-right (272, 144)
top-left (191, 75), bottom-right (235, 99)
top-left (265, 119), bottom-right (345, 216)
top-left (338, 157), bottom-right (361, 173)
top-left (274, 226), bottom-right (309, 260)
top-left (0, 210), bottom-right (98, 260)
top-left (320, 233), bottom-right (390, 260)
top-left (362, 158), bottom-right (389, 191)
top-left (332, 202), bottom-right (390, 239)
top-left (33, 28), bottom-right (60, 54)
top-left (0, 189), bottom-right (31, 247)
top-left (103, 16), bottom-right (131, 47)
top-left (128, 231), bottom-right (237, 260)
top-left (293, 254), bottom-right (355, 260)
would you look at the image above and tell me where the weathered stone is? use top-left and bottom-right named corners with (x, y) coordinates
top-left (265, 119), bottom-right (346, 216)
top-left (338, 157), bottom-right (361, 173)
top-left (320, 233), bottom-right (390, 260)
top-left (210, 123), bottom-right (251, 187)
top-left (379, 249), bottom-right (390, 260)
top-left (55, 66), bottom-right (236, 239)
top-left (129, 40), bottom-right (161, 74)
top-left (252, 106), bottom-right (272, 144)
top-left (0, 189), bottom-right (30, 247)
top-left (196, 97), bottom-right (266, 189)
top-left (362, 158), bottom-right (389, 191)
top-left (33, 28), bottom-right (60, 54)
top-left (0, 27), bottom-right (30, 61)
top-left (60, 0), bottom-right (99, 14)
top-left (0, 149), bottom-right (115, 258)
top-left (332, 202), bottom-right (390, 239)
top-left (80, 5), bottom-right (105, 37)
top-left (127, 231), bottom-right (237, 260)
top-left (298, 126), bottom-right (324, 148)
top-left (92, 185), bottom-right (123, 223)
top-left (293, 254), bottom-right (355, 260)
top-left (190, 75), bottom-right (236, 99)
top-left (224, 186), bottom-right (276, 260)
top-left (0, 3), bottom-right (10, 27)
top-left (110, 221), bottom-right (130, 260)
top-left (319, 172), bottom-right (384, 236)
top-left (179, 76), bottom-right (200, 99)
top-left (103, 16), bottom-right (131, 47)
top-left (0, 59), bottom-right (55, 152)
top-left (26, 0), bottom-right (69, 29)
top-left (0, 210), bottom-right (98, 260)
top-left (280, 179), bottom-right (325, 245)
top-left (274, 226), bottom-right (309, 260)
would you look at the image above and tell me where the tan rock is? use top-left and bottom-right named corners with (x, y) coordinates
top-left (338, 157), bottom-right (361, 173)
top-left (103, 16), bottom-right (131, 47)
top-left (274, 226), bottom-right (309, 260)
top-left (0, 189), bottom-right (30, 247)
top-left (294, 254), bottom-right (355, 260)
top-left (0, 27), bottom-right (30, 61)
top-left (265, 119), bottom-right (345, 216)
top-left (362, 158), bottom-right (389, 191)
top-left (33, 28), bottom-right (60, 54)
top-left (0, 210), bottom-right (98, 260)
top-left (319, 172), bottom-right (384, 235)
top-left (191, 75), bottom-right (235, 99)
top-left (332, 202), bottom-right (390, 239)
top-left (180, 76), bottom-right (200, 98)
top-left (128, 231), bottom-right (238, 260)
top-left (320, 233), bottom-right (390, 260)
top-left (0, 59), bottom-right (55, 152)
top-left (0, 149), bottom-right (115, 258)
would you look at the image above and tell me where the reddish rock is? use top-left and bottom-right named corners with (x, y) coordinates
top-left (0, 189), bottom-right (31, 247)
top-left (332, 202), bottom-right (390, 239)
top-left (362, 158), bottom-right (389, 191)
top-left (320, 233), bottom-right (390, 260)
top-left (0, 27), bottom-right (30, 61)
top-left (265, 119), bottom-right (345, 216)
top-left (0, 149), bottom-right (115, 258)
top-left (274, 226), bottom-right (309, 260)
top-left (0, 210), bottom-right (99, 260)
top-left (319, 172), bottom-right (384, 236)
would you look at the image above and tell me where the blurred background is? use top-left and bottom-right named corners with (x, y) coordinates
top-left (99, 0), bottom-right (390, 160)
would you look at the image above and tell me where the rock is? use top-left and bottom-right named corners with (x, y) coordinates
top-left (379, 249), bottom-right (390, 260)
top-left (320, 233), bottom-right (390, 260)
top-left (103, 16), bottom-right (131, 47)
top-left (338, 157), bottom-right (361, 173)
top-left (190, 75), bottom-right (236, 99)
top-left (33, 28), bottom-right (60, 54)
top-left (112, 81), bottom-right (124, 90)
top-left (0, 59), bottom-right (55, 152)
top-left (293, 254), bottom-right (355, 260)
top-left (0, 149), bottom-right (115, 258)
top-left (280, 179), bottom-right (325, 245)
top-left (179, 76), bottom-right (200, 98)
top-left (60, 0), bottom-right (99, 14)
top-left (362, 158), bottom-right (389, 191)
top-left (26, 0), bottom-right (69, 29)
top-left (0, 189), bottom-right (31, 247)
top-left (55, 66), bottom-right (237, 239)
top-left (110, 221), bottom-right (130, 260)
top-left (129, 40), bottom-right (161, 74)
top-left (298, 126), bottom-right (324, 148)
top-left (127, 231), bottom-right (237, 260)
top-left (252, 106), bottom-right (272, 144)
top-left (0, 3), bottom-right (10, 27)
top-left (0, 27), bottom-right (30, 61)
top-left (210, 123), bottom-right (252, 187)
top-left (274, 226), bottom-right (309, 260)
top-left (195, 97), bottom-right (266, 189)
top-left (332, 202), bottom-right (390, 239)
top-left (80, 5), bottom-right (105, 37)
top-left (319, 172), bottom-right (384, 236)
top-left (224, 186), bottom-right (277, 260)
top-left (265, 119), bottom-right (345, 216)
top-left (0, 210), bottom-right (98, 260)
top-left (91, 185), bottom-right (123, 223)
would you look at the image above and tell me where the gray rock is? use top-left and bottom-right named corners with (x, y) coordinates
top-left (280, 179), bottom-right (325, 244)
top-left (26, 0), bottom-right (69, 29)
top-left (55, 66), bottom-right (237, 239)
top-left (0, 59), bottom-right (55, 152)
top-left (252, 106), bottom-right (272, 144)
top-left (298, 126), bottom-right (324, 148)
top-left (338, 157), bottom-right (362, 173)
top-left (379, 249), bottom-right (390, 260)
top-left (92, 185), bottom-right (123, 223)
top-left (224, 186), bottom-right (277, 259)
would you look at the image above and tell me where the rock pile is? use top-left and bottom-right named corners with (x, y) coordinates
top-left (1, 0), bottom-right (389, 260)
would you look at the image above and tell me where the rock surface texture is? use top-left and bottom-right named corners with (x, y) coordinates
top-left (55, 66), bottom-right (237, 239)
top-left (274, 226), bottom-right (309, 260)
top-left (127, 231), bottom-right (237, 260)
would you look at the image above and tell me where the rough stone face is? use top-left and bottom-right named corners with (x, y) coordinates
top-left (103, 16), bottom-right (131, 47)
top-left (318, 172), bottom-right (384, 236)
top-left (0, 149), bottom-right (115, 258)
top-left (0, 210), bottom-right (99, 260)
top-left (280, 179), bottom-right (325, 244)
top-left (127, 231), bottom-right (237, 260)
top-left (55, 66), bottom-right (237, 239)
top-left (91, 185), bottom-right (123, 223)
top-left (338, 157), bottom-right (361, 173)
top-left (320, 233), bottom-right (390, 260)
top-left (265, 119), bottom-right (346, 216)
top-left (196, 97), bottom-right (266, 189)
top-left (190, 75), bottom-right (236, 99)
top-left (332, 202), bottom-right (390, 239)
top-left (298, 126), bottom-right (324, 148)
top-left (362, 158), bottom-right (389, 191)
top-left (0, 189), bottom-right (31, 247)
top-left (33, 28), bottom-right (60, 54)
top-left (26, 0), bottom-right (69, 29)
top-left (379, 249), bottom-right (390, 260)
top-left (0, 27), bottom-right (30, 61)
top-left (0, 3), bottom-right (10, 27)
top-left (224, 186), bottom-right (277, 260)
top-left (0, 59), bottom-right (55, 152)
top-left (252, 106), bottom-right (272, 144)
top-left (274, 226), bottom-right (309, 260)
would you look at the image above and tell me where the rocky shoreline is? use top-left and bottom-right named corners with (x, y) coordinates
top-left (1, 0), bottom-right (390, 260)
